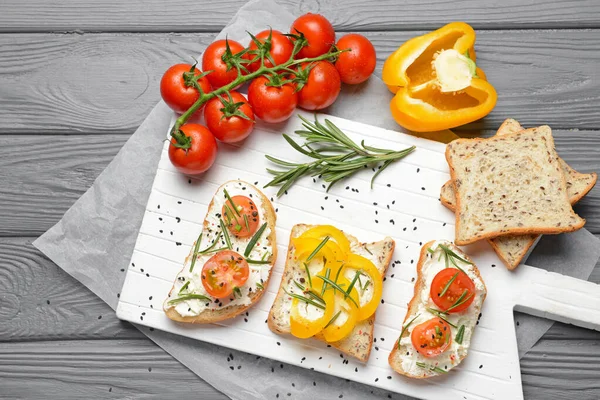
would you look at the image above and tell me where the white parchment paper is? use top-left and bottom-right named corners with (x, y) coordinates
top-left (34, 0), bottom-right (600, 399)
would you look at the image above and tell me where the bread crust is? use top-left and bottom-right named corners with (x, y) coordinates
top-left (388, 241), bottom-right (487, 378)
top-left (163, 180), bottom-right (277, 324)
top-left (446, 127), bottom-right (586, 245)
top-left (268, 224), bottom-right (395, 362)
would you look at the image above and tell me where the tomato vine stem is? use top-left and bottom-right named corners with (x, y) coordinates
top-left (171, 47), bottom-right (348, 136)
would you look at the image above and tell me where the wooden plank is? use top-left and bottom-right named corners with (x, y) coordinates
top-left (1, 0), bottom-right (600, 33)
top-left (1, 238), bottom-right (599, 399)
top-left (0, 339), bottom-right (229, 400)
top-left (1, 30), bottom-right (599, 135)
top-left (0, 132), bottom-right (597, 238)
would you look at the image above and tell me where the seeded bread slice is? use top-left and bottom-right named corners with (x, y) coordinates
top-left (440, 120), bottom-right (597, 269)
top-left (446, 126), bottom-right (586, 245)
top-left (163, 181), bottom-right (277, 323)
top-left (268, 224), bottom-right (395, 362)
top-left (388, 241), bottom-right (487, 378)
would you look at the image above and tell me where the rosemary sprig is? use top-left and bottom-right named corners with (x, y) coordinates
top-left (283, 288), bottom-right (325, 310)
top-left (426, 307), bottom-right (458, 328)
top-left (439, 271), bottom-right (459, 298)
top-left (455, 325), bottom-right (466, 344)
top-left (316, 274), bottom-right (359, 308)
top-left (168, 293), bottom-right (210, 305)
top-left (189, 232), bottom-right (224, 272)
top-left (219, 219), bottom-right (233, 250)
top-left (306, 236), bottom-right (330, 262)
top-left (264, 116), bottom-right (416, 196)
top-left (244, 222), bottom-right (268, 257)
top-left (323, 310), bottom-right (342, 330)
top-left (416, 362), bottom-right (447, 374)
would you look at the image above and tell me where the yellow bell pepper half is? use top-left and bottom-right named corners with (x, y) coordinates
top-left (382, 22), bottom-right (497, 132)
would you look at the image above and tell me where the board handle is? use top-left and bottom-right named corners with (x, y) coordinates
top-left (513, 265), bottom-right (600, 331)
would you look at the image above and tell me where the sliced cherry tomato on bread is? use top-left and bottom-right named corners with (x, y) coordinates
top-left (411, 318), bottom-right (452, 357)
top-left (221, 195), bottom-right (260, 238)
top-left (430, 268), bottom-right (475, 313)
top-left (201, 250), bottom-right (249, 298)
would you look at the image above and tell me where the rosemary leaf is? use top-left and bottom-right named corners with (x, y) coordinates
top-left (445, 290), bottom-right (474, 313)
top-left (316, 274), bottom-right (359, 308)
top-left (455, 325), bottom-right (466, 344)
top-left (416, 362), bottom-right (447, 374)
top-left (188, 232), bottom-right (203, 272)
top-left (168, 294), bottom-right (210, 305)
top-left (323, 310), bottom-right (342, 330)
top-left (256, 282), bottom-right (264, 290)
top-left (283, 288), bottom-right (325, 310)
top-left (398, 314), bottom-right (420, 349)
top-left (178, 281), bottom-right (190, 294)
top-left (303, 262), bottom-right (313, 288)
top-left (244, 222), bottom-right (268, 257)
top-left (243, 214), bottom-right (250, 233)
top-left (306, 236), bottom-right (330, 262)
top-left (426, 307), bottom-right (457, 328)
top-left (219, 219), bottom-right (233, 250)
top-left (223, 189), bottom-right (241, 217)
top-left (439, 271), bottom-right (459, 298)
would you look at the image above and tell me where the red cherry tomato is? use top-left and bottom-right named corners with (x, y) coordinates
top-left (160, 64), bottom-right (212, 114)
top-left (202, 39), bottom-right (247, 89)
top-left (221, 195), bottom-right (260, 238)
top-left (168, 124), bottom-right (218, 175)
top-left (245, 30), bottom-right (294, 72)
top-left (290, 13), bottom-right (336, 59)
top-left (296, 61), bottom-right (341, 110)
top-left (204, 91), bottom-right (255, 143)
top-left (201, 250), bottom-right (250, 298)
top-left (430, 268), bottom-right (476, 313)
top-left (411, 318), bottom-right (453, 358)
top-left (248, 76), bottom-right (298, 123)
top-left (335, 34), bottom-right (376, 84)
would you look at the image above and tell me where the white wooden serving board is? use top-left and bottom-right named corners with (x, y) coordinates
top-left (116, 111), bottom-right (600, 400)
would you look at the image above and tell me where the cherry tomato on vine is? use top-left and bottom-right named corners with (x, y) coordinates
top-left (221, 195), bottom-right (260, 238)
top-left (296, 61), bottom-right (341, 110)
top-left (160, 64), bottom-right (212, 114)
top-left (168, 124), bottom-right (218, 175)
top-left (334, 34), bottom-right (376, 84)
top-left (201, 250), bottom-right (250, 298)
top-left (411, 318), bottom-right (453, 358)
top-left (290, 13), bottom-right (336, 59)
top-left (245, 30), bottom-right (294, 72)
top-left (430, 268), bottom-right (476, 313)
top-left (204, 91), bottom-right (255, 143)
top-left (248, 76), bottom-right (298, 123)
top-left (202, 39), bottom-right (247, 89)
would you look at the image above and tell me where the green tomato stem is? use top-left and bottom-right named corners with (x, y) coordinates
top-left (172, 48), bottom-right (348, 134)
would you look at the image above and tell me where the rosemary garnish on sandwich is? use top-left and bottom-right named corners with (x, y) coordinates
top-left (416, 362), bottom-right (447, 374)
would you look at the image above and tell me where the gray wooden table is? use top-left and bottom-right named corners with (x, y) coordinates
top-left (1, 1), bottom-right (599, 399)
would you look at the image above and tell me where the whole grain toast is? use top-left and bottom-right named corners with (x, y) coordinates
top-left (446, 126), bottom-right (586, 245)
top-left (163, 181), bottom-right (277, 323)
top-left (388, 240), bottom-right (487, 378)
top-left (268, 224), bottom-right (395, 362)
top-left (440, 119), bottom-right (597, 269)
